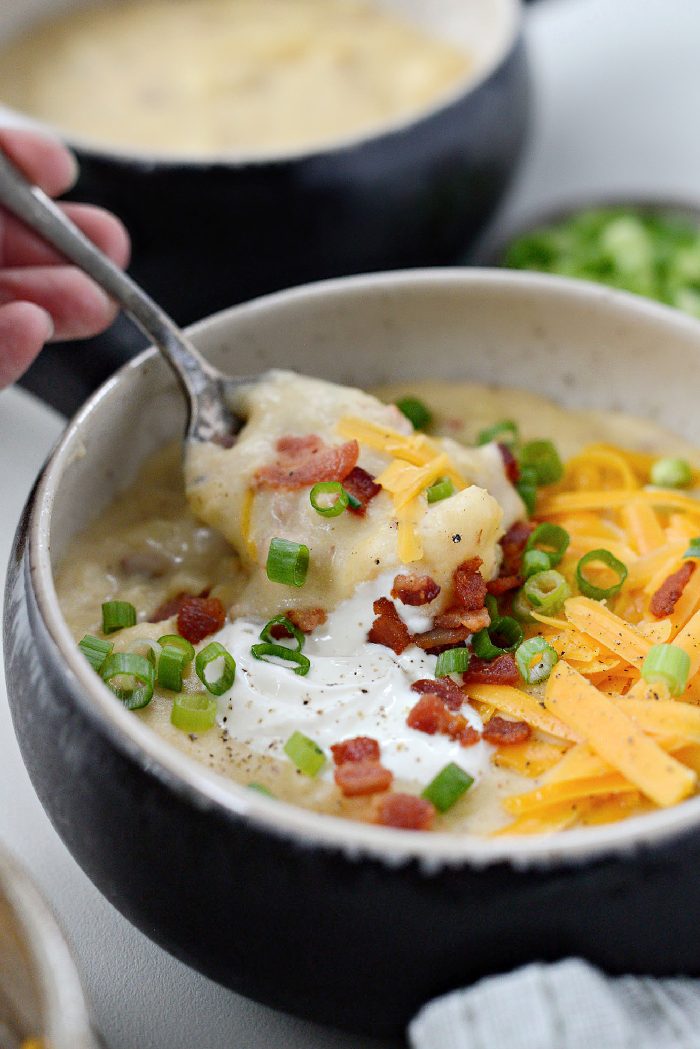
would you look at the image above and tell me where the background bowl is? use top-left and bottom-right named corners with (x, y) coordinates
top-left (10, 269), bottom-right (700, 1036)
top-left (0, 0), bottom-right (528, 331)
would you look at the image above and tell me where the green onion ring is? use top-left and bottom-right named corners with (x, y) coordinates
top-left (641, 643), bottom-right (690, 697)
top-left (522, 570), bottom-right (570, 615)
top-left (100, 652), bottom-right (154, 710)
top-left (157, 633), bottom-right (195, 663)
top-left (171, 693), bottom-right (218, 733)
top-left (519, 440), bottom-right (564, 486)
top-left (101, 600), bottom-right (137, 634)
top-left (472, 617), bottom-right (524, 661)
top-left (284, 730), bottom-right (326, 777)
top-left (251, 642), bottom-right (311, 676)
top-left (78, 634), bottom-right (113, 673)
top-left (422, 762), bottom-right (474, 812)
top-left (259, 615), bottom-right (305, 651)
top-left (309, 481), bottom-right (350, 518)
top-left (515, 637), bottom-right (559, 685)
top-left (195, 641), bottom-right (236, 695)
top-left (525, 522), bottom-right (570, 567)
top-left (266, 538), bottom-right (310, 588)
top-left (477, 420), bottom-right (519, 448)
top-left (435, 647), bottom-right (470, 678)
top-left (576, 548), bottom-right (628, 601)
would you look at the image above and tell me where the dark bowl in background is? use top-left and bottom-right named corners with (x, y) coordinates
top-left (0, 0), bottom-right (529, 411)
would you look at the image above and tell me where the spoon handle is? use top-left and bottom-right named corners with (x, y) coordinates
top-left (0, 147), bottom-right (233, 440)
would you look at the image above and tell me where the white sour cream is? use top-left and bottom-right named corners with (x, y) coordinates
top-left (211, 573), bottom-right (491, 785)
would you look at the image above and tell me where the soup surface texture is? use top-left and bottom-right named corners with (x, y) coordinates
top-left (56, 377), bottom-right (700, 836)
top-left (0, 0), bottom-right (472, 155)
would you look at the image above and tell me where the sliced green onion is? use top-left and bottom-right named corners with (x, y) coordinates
top-left (435, 647), bottom-right (470, 677)
top-left (477, 420), bottom-right (519, 448)
top-left (684, 537), bottom-right (700, 559)
top-left (641, 643), bottom-right (690, 697)
top-left (515, 637), bottom-right (559, 685)
top-left (422, 763), bottom-right (474, 813)
top-left (576, 548), bottom-right (628, 601)
top-left (259, 615), bottom-right (305, 651)
top-left (78, 634), bottom-right (113, 673)
top-left (101, 600), bottom-right (137, 634)
top-left (195, 641), bottom-right (236, 695)
top-left (284, 730), bottom-right (326, 777)
top-left (157, 634), bottom-right (195, 662)
top-left (512, 588), bottom-right (536, 623)
top-left (345, 491), bottom-right (362, 509)
top-left (522, 549), bottom-right (551, 579)
top-left (171, 693), bottom-right (218, 733)
top-left (126, 638), bottom-right (161, 666)
top-left (519, 440), bottom-right (564, 486)
top-left (157, 645), bottom-right (187, 692)
top-left (266, 538), bottom-right (309, 588)
top-left (522, 570), bottom-right (570, 615)
top-left (516, 465), bottom-right (538, 516)
top-left (485, 594), bottom-right (499, 620)
top-left (650, 456), bottom-right (693, 489)
top-left (396, 396), bottom-right (432, 431)
top-left (251, 642), bottom-right (311, 676)
top-left (426, 476), bottom-right (456, 504)
top-left (100, 652), bottom-right (154, 710)
top-left (309, 481), bottom-right (350, 518)
top-left (248, 782), bottom-right (275, 797)
top-left (472, 617), bottom-right (524, 660)
top-left (525, 522), bottom-right (570, 567)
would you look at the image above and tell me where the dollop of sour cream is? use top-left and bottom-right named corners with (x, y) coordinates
top-left (210, 573), bottom-right (491, 785)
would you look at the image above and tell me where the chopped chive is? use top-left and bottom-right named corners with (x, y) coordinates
top-left (195, 641), bottom-right (236, 695)
top-left (101, 600), bottom-right (136, 634)
top-left (472, 617), bottom-right (523, 661)
top-left (171, 693), bottom-right (218, 733)
top-left (248, 782), bottom-right (275, 797)
top-left (284, 730), bottom-right (326, 777)
top-left (259, 615), bottom-right (305, 651)
top-left (650, 457), bottom-right (693, 489)
top-left (641, 643), bottom-right (690, 697)
top-left (519, 440), bottom-right (563, 486)
top-left (100, 652), bottom-right (154, 710)
top-left (157, 644), bottom-right (187, 692)
top-left (576, 548), bottom-right (628, 601)
top-left (515, 637), bottom-right (559, 685)
top-left (251, 642), bottom-right (311, 676)
top-left (422, 763), bottom-right (474, 813)
top-left (477, 419), bottom-right (519, 448)
top-left (396, 396), bottom-right (432, 431)
top-left (426, 476), bottom-right (456, 504)
top-left (435, 647), bottom-right (470, 677)
top-left (309, 481), bottom-right (350, 518)
top-left (684, 537), bottom-right (700, 559)
top-left (157, 634), bottom-right (195, 663)
top-left (266, 538), bottom-right (309, 588)
top-left (516, 464), bottom-right (538, 515)
top-left (525, 522), bottom-right (570, 568)
top-left (522, 549), bottom-right (551, 579)
top-left (522, 570), bottom-right (570, 615)
top-left (77, 634), bottom-right (113, 673)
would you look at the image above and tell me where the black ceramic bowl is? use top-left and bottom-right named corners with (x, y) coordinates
top-left (0, 0), bottom-right (529, 326)
top-left (9, 269), bottom-right (700, 1037)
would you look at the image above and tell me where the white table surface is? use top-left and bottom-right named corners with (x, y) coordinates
top-left (4, 0), bottom-right (700, 1045)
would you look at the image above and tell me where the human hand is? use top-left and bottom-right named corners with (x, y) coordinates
top-left (0, 128), bottom-right (130, 389)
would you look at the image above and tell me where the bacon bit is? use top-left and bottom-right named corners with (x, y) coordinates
top-left (411, 677), bottom-right (464, 711)
top-left (434, 607), bottom-right (491, 633)
top-left (411, 625), bottom-right (470, 653)
top-left (343, 466), bottom-right (381, 517)
top-left (391, 573), bottom-right (441, 606)
top-left (150, 592), bottom-right (188, 622)
top-left (177, 596), bottom-right (226, 644)
top-left (376, 793), bottom-right (435, 831)
top-left (334, 760), bottom-right (393, 797)
top-left (650, 562), bottom-right (696, 618)
top-left (407, 694), bottom-right (480, 746)
top-left (462, 653), bottom-right (520, 686)
top-left (331, 736), bottom-right (381, 765)
top-left (269, 607), bottom-right (327, 638)
top-left (255, 434), bottom-right (359, 490)
top-left (486, 574), bottom-right (522, 596)
top-left (482, 716), bottom-right (531, 746)
top-left (498, 442), bottom-right (520, 484)
top-left (500, 520), bottom-right (534, 575)
top-left (367, 597), bottom-right (412, 655)
top-left (453, 557), bottom-right (487, 611)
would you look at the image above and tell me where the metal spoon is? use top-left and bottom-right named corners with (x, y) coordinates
top-left (0, 146), bottom-right (245, 444)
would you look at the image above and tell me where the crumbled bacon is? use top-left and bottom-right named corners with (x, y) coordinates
top-left (255, 434), bottom-right (359, 490)
top-left (367, 598), bottom-right (412, 654)
top-left (149, 589), bottom-right (210, 623)
top-left (650, 562), bottom-right (696, 618)
top-left (500, 520), bottom-right (534, 576)
top-left (453, 557), bottom-right (488, 611)
top-left (462, 653), bottom-right (520, 686)
top-left (343, 466), bottom-right (381, 516)
top-left (434, 607), bottom-right (491, 634)
top-left (407, 694), bottom-right (480, 747)
top-left (269, 607), bottom-right (327, 638)
top-left (498, 442), bottom-right (520, 484)
top-left (391, 573), bottom-right (441, 606)
top-left (482, 716), bottom-right (531, 746)
top-left (177, 596), bottom-right (226, 644)
top-left (331, 736), bottom-right (381, 765)
top-left (334, 760), bottom-right (393, 797)
top-left (486, 574), bottom-right (522, 596)
top-left (411, 625), bottom-right (470, 653)
top-left (411, 677), bottom-right (464, 711)
top-left (375, 793), bottom-right (435, 831)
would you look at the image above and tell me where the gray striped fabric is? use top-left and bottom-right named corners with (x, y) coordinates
top-left (409, 960), bottom-right (700, 1049)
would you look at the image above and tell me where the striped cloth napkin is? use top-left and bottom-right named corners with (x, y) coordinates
top-left (409, 959), bottom-right (700, 1049)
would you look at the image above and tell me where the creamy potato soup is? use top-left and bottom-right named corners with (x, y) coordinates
top-left (0, 0), bottom-right (473, 156)
top-left (56, 376), bottom-right (700, 835)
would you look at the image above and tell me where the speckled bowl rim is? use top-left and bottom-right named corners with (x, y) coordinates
top-left (26, 267), bottom-right (700, 873)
